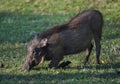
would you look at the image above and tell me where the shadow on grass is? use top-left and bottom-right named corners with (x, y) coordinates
top-left (0, 63), bottom-right (120, 83)
top-left (104, 31), bottom-right (120, 40)
top-left (0, 71), bottom-right (120, 83)
top-left (106, 33), bottom-right (120, 40)
top-left (82, 62), bottom-right (120, 70)
top-left (28, 62), bottom-right (120, 71)
top-left (67, 62), bottom-right (120, 70)
top-left (103, 23), bottom-right (120, 40)
top-left (0, 12), bottom-right (69, 43)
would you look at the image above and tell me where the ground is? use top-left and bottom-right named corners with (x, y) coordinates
top-left (0, 0), bottom-right (120, 84)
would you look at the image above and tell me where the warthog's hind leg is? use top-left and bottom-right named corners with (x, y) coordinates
top-left (94, 37), bottom-right (101, 64)
top-left (83, 43), bottom-right (93, 64)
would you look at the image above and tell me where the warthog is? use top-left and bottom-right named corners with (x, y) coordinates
top-left (22, 10), bottom-right (103, 70)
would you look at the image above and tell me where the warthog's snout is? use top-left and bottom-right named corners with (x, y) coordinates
top-left (22, 61), bottom-right (30, 70)
top-left (22, 58), bottom-right (36, 70)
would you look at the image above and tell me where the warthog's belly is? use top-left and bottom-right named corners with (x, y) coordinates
top-left (59, 27), bottom-right (93, 55)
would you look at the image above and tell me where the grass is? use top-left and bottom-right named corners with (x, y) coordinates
top-left (0, 0), bottom-right (120, 84)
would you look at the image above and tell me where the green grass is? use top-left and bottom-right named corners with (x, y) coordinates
top-left (0, 0), bottom-right (120, 84)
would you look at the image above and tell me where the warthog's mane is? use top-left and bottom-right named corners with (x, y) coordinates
top-left (40, 23), bottom-right (68, 38)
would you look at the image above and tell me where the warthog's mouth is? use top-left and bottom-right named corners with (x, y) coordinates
top-left (22, 56), bottom-right (44, 70)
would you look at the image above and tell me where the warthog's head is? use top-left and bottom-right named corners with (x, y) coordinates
top-left (22, 35), bottom-right (48, 70)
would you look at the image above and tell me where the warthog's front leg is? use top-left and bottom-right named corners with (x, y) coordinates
top-left (48, 46), bottom-right (64, 68)
top-left (49, 55), bottom-right (63, 68)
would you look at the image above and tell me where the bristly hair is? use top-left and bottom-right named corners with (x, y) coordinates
top-left (40, 23), bottom-right (68, 38)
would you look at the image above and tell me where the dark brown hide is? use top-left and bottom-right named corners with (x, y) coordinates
top-left (23, 10), bottom-right (103, 70)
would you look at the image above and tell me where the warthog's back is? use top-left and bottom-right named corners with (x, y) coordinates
top-left (42, 10), bottom-right (103, 39)
top-left (68, 10), bottom-right (103, 39)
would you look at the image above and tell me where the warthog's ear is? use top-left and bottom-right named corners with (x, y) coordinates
top-left (40, 38), bottom-right (48, 47)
